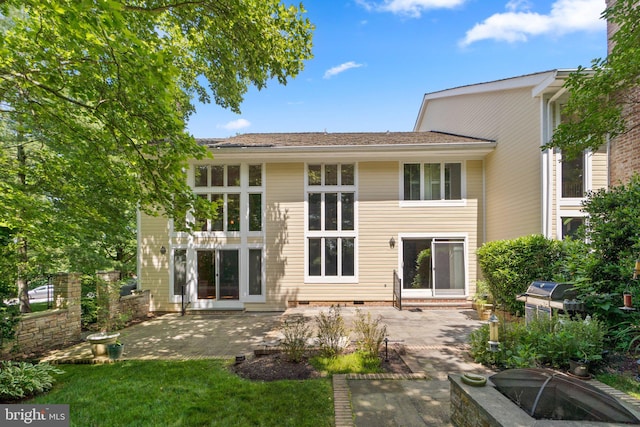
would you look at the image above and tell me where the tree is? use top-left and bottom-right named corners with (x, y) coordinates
top-left (0, 1), bottom-right (314, 309)
top-left (544, 0), bottom-right (638, 159)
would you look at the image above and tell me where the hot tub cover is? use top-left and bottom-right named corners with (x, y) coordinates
top-left (490, 368), bottom-right (640, 423)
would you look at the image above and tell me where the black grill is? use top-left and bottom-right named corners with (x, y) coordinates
top-left (516, 281), bottom-right (583, 322)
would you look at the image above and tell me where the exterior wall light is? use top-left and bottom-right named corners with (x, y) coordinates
top-left (160, 246), bottom-right (167, 255)
top-left (389, 237), bottom-right (396, 249)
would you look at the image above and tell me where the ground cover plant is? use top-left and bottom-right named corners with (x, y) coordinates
top-left (28, 360), bottom-right (334, 427)
top-left (469, 314), bottom-right (605, 370)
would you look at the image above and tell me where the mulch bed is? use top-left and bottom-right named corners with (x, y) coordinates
top-left (231, 347), bottom-right (412, 381)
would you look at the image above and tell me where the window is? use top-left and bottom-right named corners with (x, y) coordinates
top-left (403, 162), bottom-right (462, 201)
top-left (306, 164), bottom-right (356, 279)
top-left (561, 217), bottom-right (584, 239)
top-left (189, 164), bottom-right (263, 233)
top-left (173, 249), bottom-right (187, 296)
top-left (561, 154), bottom-right (585, 198)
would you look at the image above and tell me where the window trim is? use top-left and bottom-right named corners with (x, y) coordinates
top-left (399, 161), bottom-right (467, 207)
top-left (304, 163), bottom-right (358, 283)
top-left (557, 151), bottom-right (591, 205)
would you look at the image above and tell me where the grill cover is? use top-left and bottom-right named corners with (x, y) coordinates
top-left (524, 281), bottom-right (573, 299)
top-left (490, 368), bottom-right (640, 423)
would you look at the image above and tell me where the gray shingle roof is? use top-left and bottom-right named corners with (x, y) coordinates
top-left (198, 131), bottom-right (492, 148)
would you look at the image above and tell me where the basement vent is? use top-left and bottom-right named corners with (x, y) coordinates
top-left (297, 301), bottom-right (310, 305)
top-left (353, 301), bottom-right (364, 305)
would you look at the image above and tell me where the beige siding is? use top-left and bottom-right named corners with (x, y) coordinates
top-left (138, 211), bottom-right (173, 312)
top-left (591, 149), bottom-right (609, 191)
top-left (264, 163), bottom-right (305, 309)
top-left (418, 89), bottom-right (543, 242)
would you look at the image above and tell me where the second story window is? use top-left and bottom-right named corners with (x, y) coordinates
top-left (561, 153), bottom-right (585, 198)
top-left (403, 162), bottom-right (462, 201)
top-left (189, 164), bottom-right (263, 233)
top-left (306, 164), bottom-right (356, 280)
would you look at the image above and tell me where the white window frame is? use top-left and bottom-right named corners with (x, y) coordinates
top-left (304, 163), bottom-right (358, 283)
top-left (399, 161), bottom-right (467, 207)
top-left (557, 151), bottom-right (591, 207)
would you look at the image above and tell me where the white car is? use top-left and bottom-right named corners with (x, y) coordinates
top-left (28, 284), bottom-right (54, 302)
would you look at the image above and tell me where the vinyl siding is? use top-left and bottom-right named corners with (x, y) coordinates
top-left (417, 88), bottom-right (543, 242)
top-left (138, 211), bottom-right (172, 311)
top-left (139, 158), bottom-right (484, 310)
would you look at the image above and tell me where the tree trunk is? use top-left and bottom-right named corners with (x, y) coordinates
top-left (17, 143), bottom-right (31, 313)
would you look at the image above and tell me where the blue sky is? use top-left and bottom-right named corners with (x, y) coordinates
top-left (187, 0), bottom-right (607, 138)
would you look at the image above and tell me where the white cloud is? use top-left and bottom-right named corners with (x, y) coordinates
top-left (218, 118), bottom-right (251, 130)
top-left (323, 61), bottom-right (364, 79)
top-left (460, 0), bottom-right (605, 47)
top-left (356, 0), bottom-right (465, 18)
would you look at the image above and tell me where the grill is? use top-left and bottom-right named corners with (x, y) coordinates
top-left (516, 281), bottom-right (583, 323)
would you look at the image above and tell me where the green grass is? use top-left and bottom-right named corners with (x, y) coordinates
top-left (596, 372), bottom-right (640, 400)
top-left (28, 360), bottom-right (333, 427)
top-left (30, 302), bottom-right (52, 312)
top-left (310, 351), bottom-right (383, 375)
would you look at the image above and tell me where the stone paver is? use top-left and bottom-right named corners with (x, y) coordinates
top-left (42, 307), bottom-right (491, 426)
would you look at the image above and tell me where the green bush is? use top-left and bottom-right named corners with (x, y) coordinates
top-left (477, 235), bottom-right (564, 314)
top-left (315, 306), bottom-right (349, 357)
top-left (0, 361), bottom-right (63, 401)
top-left (280, 316), bottom-right (312, 363)
top-left (0, 303), bottom-right (20, 349)
top-left (352, 309), bottom-right (387, 357)
top-left (469, 315), bottom-right (605, 369)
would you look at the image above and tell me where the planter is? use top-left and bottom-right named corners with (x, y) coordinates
top-left (107, 343), bottom-right (124, 360)
top-left (569, 358), bottom-right (590, 378)
top-left (86, 332), bottom-right (120, 357)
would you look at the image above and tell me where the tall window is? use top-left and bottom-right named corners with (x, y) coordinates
top-left (561, 154), bottom-right (585, 198)
top-left (307, 164), bottom-right (356, 279)
top-left (191, 164), bottom-right (263, 233)
top-left (403, 162), bottom-right (462, 201)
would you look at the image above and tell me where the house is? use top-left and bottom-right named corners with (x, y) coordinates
top-left (137, 70), bottom-right (607, 313)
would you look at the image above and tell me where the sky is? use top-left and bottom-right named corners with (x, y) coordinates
top-left (186, 0), bottom-right (608, 138)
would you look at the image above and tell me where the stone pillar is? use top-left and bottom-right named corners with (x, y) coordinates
top-left (52, 272), bottom-right (82, 344)
top-left (96, 271), bottom-right (121, 331)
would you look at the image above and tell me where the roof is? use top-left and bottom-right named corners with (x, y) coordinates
top-left (198, 131), bottom-right (492, 149)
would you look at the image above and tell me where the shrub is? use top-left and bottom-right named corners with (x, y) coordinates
top-left (280, 316), bottom-right (312, 363)
top-left (315, 306), bottom-right (349, 357)
top-left (477, 235), bottom-right (564, 314)
top-left (469, 315), bottom-right (605, 370)
top-left (352, 309), bottom-right (387, 357)
top-left (0, 303), bottom-right (20, 348)
top-left (0, 361), bottom-right (63, 401)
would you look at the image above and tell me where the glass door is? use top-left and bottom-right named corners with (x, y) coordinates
top-left (196, 249), bottom-right (240, 300)
top-left (402, 239), bottom-right (433, 292)
top-left (197, 250), bottom-right (216, 299)
top-left (219, 250), bottom-right (239, 300)
top-left (432, 240), bottom-right (465, 296)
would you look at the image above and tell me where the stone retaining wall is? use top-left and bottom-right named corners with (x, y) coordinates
top-left (1, 272), bottom-right (150, 360)
top-left (2, 273), bottom-right (82, 359)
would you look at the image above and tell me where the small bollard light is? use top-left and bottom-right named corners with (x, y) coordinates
top-left (488, 313), bottom-right (500, 352)
top-left (384, 337), bottom-right (389, 362)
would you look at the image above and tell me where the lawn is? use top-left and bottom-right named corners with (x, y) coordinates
top-left (28, 360), bottom-right (334, 427)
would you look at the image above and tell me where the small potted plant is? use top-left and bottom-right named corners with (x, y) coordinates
top-left (107, 339), bottom-right (124, 360)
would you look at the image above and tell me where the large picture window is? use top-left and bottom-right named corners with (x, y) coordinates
top-left (306, 164), bottom-right (356, 280)
top-left (403, 162), bottom-right (462, 201)
top-left (190, 164), bottom-right (263, 233)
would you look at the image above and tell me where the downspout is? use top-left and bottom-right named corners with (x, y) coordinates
top-left (543, 88), bottom-right (566, 239)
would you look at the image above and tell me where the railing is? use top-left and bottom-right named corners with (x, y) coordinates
top-left (393, 269), bottom-right (402, 310)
